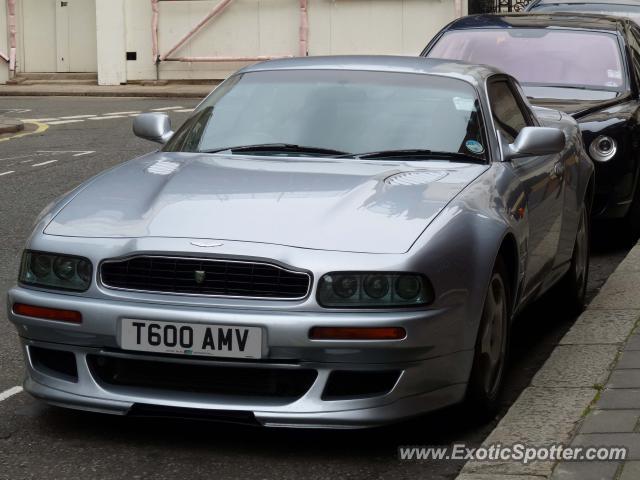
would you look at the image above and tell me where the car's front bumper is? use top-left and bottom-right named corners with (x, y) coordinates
top-left (8, 286), bottom-right (472, 428)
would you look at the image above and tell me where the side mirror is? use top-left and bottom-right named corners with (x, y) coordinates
top-left (133, 113), bottom-right (174, 144)
top-left (505, 127), bottom-right (565, 161)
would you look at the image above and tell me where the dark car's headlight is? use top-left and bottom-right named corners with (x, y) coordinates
top-left (589, 135), bottom-right (617, 162)
top-left (19, 251), bottom-right (93, 291)
top-left (317, 272), bottom-right (434, 308)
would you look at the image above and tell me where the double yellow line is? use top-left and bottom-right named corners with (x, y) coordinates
top-left (0, 121), bottom-right (49, 143)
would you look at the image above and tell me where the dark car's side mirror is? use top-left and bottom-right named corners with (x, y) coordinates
top-left (505, 127), bottom-right (565, 161)
top-left (133, 113), bottom-right (174, 144)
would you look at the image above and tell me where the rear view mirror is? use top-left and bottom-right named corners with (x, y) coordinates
top-left (505, 127), bottom-right (565, 160)
top-left (133, 113), bottom-right (174, 144)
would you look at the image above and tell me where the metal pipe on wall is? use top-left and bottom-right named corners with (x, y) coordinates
top-left (160, 0), bottom-right (237, 62)
top-left (165, 56), bottom-right (291, 63)
top-left (151, 0), bottom-right (159, 62)
top-left (153, 0), bottom-right (298, 67)
top-left (2, 0), bottom-right (17, 74)
top-left (299, 0), bottom-right (309, 57)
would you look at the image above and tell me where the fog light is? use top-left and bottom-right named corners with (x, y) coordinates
top-left (589, 135), bottom-right (617, 162)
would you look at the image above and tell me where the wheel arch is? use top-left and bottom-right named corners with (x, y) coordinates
top-left (585, 174), bottom-right (595, 214)
top-left (496, 231), bottom-right (520, 319)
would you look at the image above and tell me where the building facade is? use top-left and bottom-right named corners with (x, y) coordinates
top-left (0, 0), bottom-right (467, 85)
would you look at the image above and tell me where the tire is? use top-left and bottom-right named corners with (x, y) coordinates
top-left (554, 202), bottom-right (590, 316)
top-left (465, 256), bottom-right (510, 421)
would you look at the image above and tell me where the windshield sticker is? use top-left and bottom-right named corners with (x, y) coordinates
top-left (453, 97), bottom-right (476, 111)
top-left (465, 140), bottom-right (485, 155)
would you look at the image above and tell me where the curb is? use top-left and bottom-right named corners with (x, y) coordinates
top-left (0, 84), bottom-right (218, 98)
top-left (0, 90), bottom-right (208, 98)
top-left (0, 118), bottom-right (24, 134)
top-left (455, 240), bottom-right (640, 479)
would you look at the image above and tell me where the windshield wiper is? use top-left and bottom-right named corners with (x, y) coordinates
top-left (342, 149), bottom-right (485, 162)
top-left (542, 85), bottom-right (591, 91)
top-left (528, 83), bottom-right (618, 92)
top-left (202, 143), bottom-right (349, 156)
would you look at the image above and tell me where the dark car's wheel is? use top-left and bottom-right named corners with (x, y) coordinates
top-left (554, 203), bottom-right (590, 316)
top-left (466, 256), bottom-right (510, 420)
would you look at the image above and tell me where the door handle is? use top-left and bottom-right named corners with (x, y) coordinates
top-left (61, 1), bottom-right (68, 6)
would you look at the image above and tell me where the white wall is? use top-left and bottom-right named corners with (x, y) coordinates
top-left (0, 0), bottom-right (8, 84)
top-left (124, 0), bottom-right (464, 82)
top-left (96, 0), bottom-right (126, 84)
top-left (20, 0), bottom-right (57, 73)
top-left (7, 0), bottom-right (464, 84)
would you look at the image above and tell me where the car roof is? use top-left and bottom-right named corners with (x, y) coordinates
top-left (237, 55), bottom-right (503, 86)
top-left (448, 12), bottom-right (630, 32)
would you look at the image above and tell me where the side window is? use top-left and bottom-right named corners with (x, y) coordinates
top-left (488, 80), bottom-right (530, 143)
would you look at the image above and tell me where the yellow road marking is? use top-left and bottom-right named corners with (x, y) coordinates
top-left (0, 121), bottom-right (49, 143)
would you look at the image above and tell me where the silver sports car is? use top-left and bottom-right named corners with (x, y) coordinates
top-left (8, 56), bottom-right (593, 428)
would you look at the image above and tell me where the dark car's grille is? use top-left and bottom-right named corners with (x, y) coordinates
top-left (88, 354), bottom-right (317, 400)
top-left (100, 256), bottom-right (311, 299)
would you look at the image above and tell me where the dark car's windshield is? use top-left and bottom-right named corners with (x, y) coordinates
top-left (164, 70), bottom-right (487, 160)
top-left (529, 3), bottom-right (640, 25)
top-left (428, 28), bottom-right (626, 92)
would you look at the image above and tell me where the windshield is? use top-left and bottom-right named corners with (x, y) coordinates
top-left (529, 3), bottom-right (640, 24)
top-left (428, 28), bottom-right (625, 92)
top-left (164, 70), bottom-right (487, 160)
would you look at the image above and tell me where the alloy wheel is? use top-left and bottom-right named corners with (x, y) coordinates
top-left (479, 273), bottom-right (508, 398)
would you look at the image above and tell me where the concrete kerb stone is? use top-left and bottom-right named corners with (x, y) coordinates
top-left (454, 240), bottom-right (640, 480)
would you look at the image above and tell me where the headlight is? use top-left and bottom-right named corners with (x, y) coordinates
top-left (317, 272), bottom-right (434, 308)
top-left (20, 251), bottom-right (93, 291)
top-left (589, 135), bottom-right (617, 162)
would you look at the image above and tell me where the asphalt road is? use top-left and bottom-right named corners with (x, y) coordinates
top-left (0, 97), bottom-right (631, 480)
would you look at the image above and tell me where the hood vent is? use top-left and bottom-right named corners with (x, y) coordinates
top-left (384, 170), bottom-right (448, 186)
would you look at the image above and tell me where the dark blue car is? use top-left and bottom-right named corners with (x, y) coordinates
top-left (422, 12), bottom-right (640, 235)
top-left (526, 0), bottom-right (640, 22)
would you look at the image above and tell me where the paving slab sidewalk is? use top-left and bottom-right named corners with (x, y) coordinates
top-left (456, 240), bottom-right (640, 480)
top-left (0, 83), bottom-right (217, 98)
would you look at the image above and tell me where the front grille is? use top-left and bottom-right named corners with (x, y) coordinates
top-left (100, 256), bottom-right (311, 299)
top-left (88, 354), bottom-right (317, 400)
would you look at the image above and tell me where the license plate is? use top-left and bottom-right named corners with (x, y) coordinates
top-left (120, 319), bottom-right (262, 359)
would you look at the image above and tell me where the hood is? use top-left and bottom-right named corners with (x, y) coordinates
top-left (524, 85), bottom-right (628, 118)
top-left (44, 153), bottom-right (488, 254)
